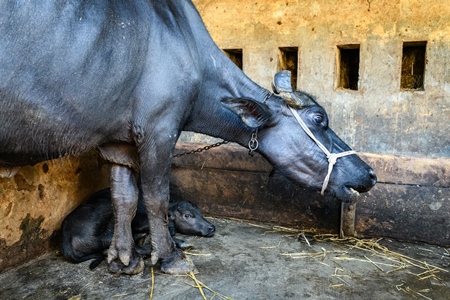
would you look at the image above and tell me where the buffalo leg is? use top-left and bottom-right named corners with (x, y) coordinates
top-left (139, 157), bottom-right (194, 274)
top-left (107, 164), bottom-right (144, 275)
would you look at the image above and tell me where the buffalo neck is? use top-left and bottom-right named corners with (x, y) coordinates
top-left (184, 59), bottom-right (269, 147)
top-left (165, 0), bottom-right (269, 146)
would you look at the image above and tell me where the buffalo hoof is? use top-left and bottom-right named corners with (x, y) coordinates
top-left (107, 256), bottom-right (145, 275)
top-left (107, 242), bottom-right (145, 275)
top-left (160, 248), bottom-right (196, 275)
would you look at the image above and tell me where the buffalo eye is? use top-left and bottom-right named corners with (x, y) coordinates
top-left (313, 115), bottom-right (323, 124)
top-left (184, 213), bottom-right (193, 218)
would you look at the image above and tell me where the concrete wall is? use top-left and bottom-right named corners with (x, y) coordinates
top-left (171, 143), bottom-right (450, 247)
top-left (0, 152), bottom-right (110, 271)
top-left (190, 0), bottom-right (450, 158)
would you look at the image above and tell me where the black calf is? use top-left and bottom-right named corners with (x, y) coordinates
top-left (60, 188), bottom-right (214, 269)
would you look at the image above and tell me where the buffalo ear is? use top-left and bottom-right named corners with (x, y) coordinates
top-left (221, 98), bottom-right (272, 128)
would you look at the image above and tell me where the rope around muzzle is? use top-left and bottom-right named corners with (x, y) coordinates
top-left (288, 107), bottom-right (356, 195)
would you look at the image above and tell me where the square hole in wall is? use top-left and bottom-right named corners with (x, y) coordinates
top-left (278, 47), bottom-right (298, 90)
top-left (337, 45), bottom-right (360, 90)
top-left (401, 41), bottom-right (426, 90)
top-left (223, 49), bottom-right (243, 70)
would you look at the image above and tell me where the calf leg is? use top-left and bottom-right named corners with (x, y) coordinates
top-left (107, 165), bottom-right (144, 275)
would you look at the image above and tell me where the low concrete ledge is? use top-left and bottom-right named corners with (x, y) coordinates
top-left (171, 143), bottom-right (450, 247)
top-left (356, 153), bottom-right (449, 246)
top-left (358, 153), bottom-right (449, 188)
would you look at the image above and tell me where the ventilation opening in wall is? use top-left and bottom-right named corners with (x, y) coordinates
top-left (223, 49), bottom-right (243, 70)
top-left (337, 45), bottom-right (360, 91)
top-left (401, 42), bottom-right (426, 90)
top-left (278, 47), bottom-right (298, 90)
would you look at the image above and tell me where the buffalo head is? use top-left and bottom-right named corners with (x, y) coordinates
top-left (222, 71), bottom-right (376, 203)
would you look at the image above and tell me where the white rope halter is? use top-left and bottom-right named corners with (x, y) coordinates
top-left (289, 107), bottom-right (356, 195)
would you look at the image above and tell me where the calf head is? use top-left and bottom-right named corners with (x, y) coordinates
top-left (222, 71), bottom-right (376, 203)
top-left (169, 201), bottom-right (215, 237)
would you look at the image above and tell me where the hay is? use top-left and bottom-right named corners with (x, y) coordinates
top-left (187, 271), bottom-right (207, 300)
top-left (298, 233), bottom-right (311, 247)
top-left (149, 267), bottom-right (155, 300)
top-left (396, 282), bottom-right (432, 300)
top-left (184, 250), bottom-right (212, 257)
top-left (331, 268), bottom-right (352, 287)
top-left (263, 224), bottom-right (448, 291)
top-left (148, 267), bottom-right (232, 299)
top-left (287, 229), bottom-right (446, 274)
top-left (185, 272), bottom-right (233, 300)
top-left (260, 240), bottom-right (283, 249)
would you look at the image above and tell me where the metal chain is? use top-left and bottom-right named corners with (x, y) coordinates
top-left (174, 93), bottom-right (270, 159)
top-left (247, 130), bottom-right (259, 157)
top-left (173, 140), bottom-right (230, 158)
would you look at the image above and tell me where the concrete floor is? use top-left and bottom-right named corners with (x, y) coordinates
top-left (1, 218), bottom-right (449, 300)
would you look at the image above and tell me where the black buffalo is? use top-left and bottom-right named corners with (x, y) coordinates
top-left (60, 188), bottom-right (214, 269)
top-left (0, 1), bottom-right (376, 274)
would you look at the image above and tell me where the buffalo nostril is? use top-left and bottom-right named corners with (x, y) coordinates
top-left (208, 225), bottom-right (215, 233)
top-left (369, 169), bottom-right (377, 185)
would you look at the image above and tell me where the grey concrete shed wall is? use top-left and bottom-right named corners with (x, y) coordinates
top-left (189, 0), bottom-right (450, 158)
